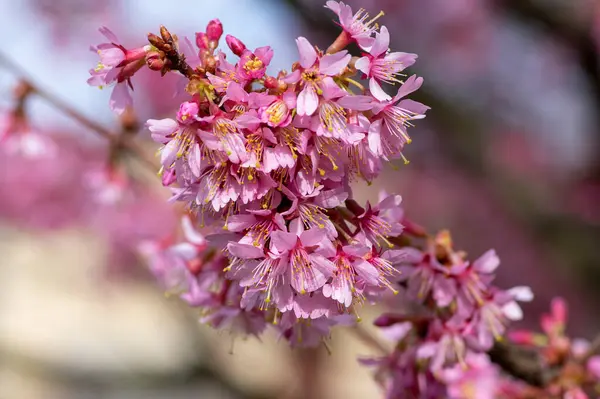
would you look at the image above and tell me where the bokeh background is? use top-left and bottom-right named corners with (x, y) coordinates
top-left (1, 0), bottom-right (600, 398)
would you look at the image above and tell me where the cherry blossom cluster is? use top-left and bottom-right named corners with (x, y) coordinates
top-left (87, 1), bottom-right (429, 345)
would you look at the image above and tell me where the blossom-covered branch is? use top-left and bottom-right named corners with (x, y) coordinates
top-left (83, 1), bottom-right (600, 398)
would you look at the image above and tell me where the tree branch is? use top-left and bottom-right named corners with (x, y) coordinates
top-left (0, 52), bottom-right (157, 171)
top-left (489, 340), bottom-right (560, 387)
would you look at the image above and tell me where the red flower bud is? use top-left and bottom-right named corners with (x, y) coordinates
top-left (264, 76), bottom-right (278, 89)
top-left (195, 32), bottom-right (209, 51)
top-left (225, 34), bottom-right (246, 57)
top-left (206, 19), bottom-right (223, 42)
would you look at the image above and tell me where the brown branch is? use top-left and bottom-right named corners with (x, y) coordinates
top-left (489, 340), bottom-right (560, 387)
top-left (148, 26), bottom-right (196, 79)
top-left (349, 323), bottom-right (392, 356)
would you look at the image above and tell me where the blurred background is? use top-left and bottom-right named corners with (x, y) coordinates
top-left (1, 0), bottom-right (600, 398)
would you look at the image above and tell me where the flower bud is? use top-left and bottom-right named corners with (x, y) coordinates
top-left (124, 45), bottom-right (150, 63)
top-left (147, 33), bottom-right (164, 49)
top-left (206, 19), bottom-right (223, 42)
top-left (195, 32), bottom-right (209, 51)
top-left (146, 51), bottom-right (165, 71)
top-left (161, 168), bottom-right (177, 186)
top-left (159, 25), bottom-right (173, 43)
top-left (177, 101), bottom-right (199, 124)
top-left (225, 34), bottom-right (246, 57)
top-left (264, 76), bottom-right (278, 89)
top-left (186, 258), bottom-right (203, 275)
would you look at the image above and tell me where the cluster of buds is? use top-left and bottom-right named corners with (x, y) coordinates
top-left (146, 25), bottom-right (197, 78)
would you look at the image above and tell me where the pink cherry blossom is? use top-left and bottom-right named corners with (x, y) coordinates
top-left (87, 27), bottom-right (149, 114)
top-left (325, 1), bottom-right (383, 50)
top-left (355, 26), bottom-right (418, 101)
top-left (288, 37), bottom-right (351, 116)
top-left (237, 46), bottom-right (274, 80)
top-left (355, 193), bottom-right (404, 247)
top-left (369, 75), bottom-right (429, 158)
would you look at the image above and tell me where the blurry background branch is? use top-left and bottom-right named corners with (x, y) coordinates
top-left (0, 52), bottom-right (157, 171)
top-left (497, 0), bottom-right (600, 179)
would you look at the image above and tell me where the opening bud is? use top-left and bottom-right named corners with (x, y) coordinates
top-left (225, 34), bottom-right (246, 57)
top-left (146, 51), bottom-right (166, 71)
top-left (206, 19), bottom-right (223, 42)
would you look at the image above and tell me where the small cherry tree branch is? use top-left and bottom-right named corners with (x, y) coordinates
top-left (0, 51), bottom-right (157, 170)
top-left (349, 322), bottom-right (563, 388)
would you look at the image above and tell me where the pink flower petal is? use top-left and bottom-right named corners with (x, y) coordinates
top-left (226, 214), bottom-right (257, 232)
top-left (310, 254), bottom-right (336, 276)
top-left (396, 99), bottom-right (430, 116)
top-left (367, 119), bottom-right (383, 155)
top-left (296, 37), bottom-right (318, 69)
top-left (254, 46), bottom-right (274, 66)
top-left (354, 56), bottom-right (371, 75)
top-left (393, 75), bottom-right (424, 102)
top-left (319, 51), bottom-right (351, 76)
top-left (337, 94), bottom-right (373, 111)
top-left (271, 230), bottom-right (298, 253)
top-left (188, 143), bottom-right (202, 177)
top-left (324, 0), bottom-right (341, 14)
top-left (297, 85), bottom-right (319, 116)
top-left (354, 259), bottom-right (379, 285)
top-left (109, 83), bottom-right (132, 115)
top-left (507, 286), bottom-right (534, 302)
top-left (146, 118), bottom-right (178, 142)
top-left (282, 69), bottom-right (302, 84)
top-left (369, 78), bottom-right (392, 102)
top-left (502, 301), bottom-right (524, 320)
top-left (320, 77), bottom-right (346, 100)
top-left (473, 249), bottom-right (500, 273)
top-left (300, 228), bottom-right (327, 248)
top-left (99, 26), bottom-right (119, 43)
top-left (370, 26), bottom-right (390, 57)
top-left (228, 242), bottom-right (264, 259)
